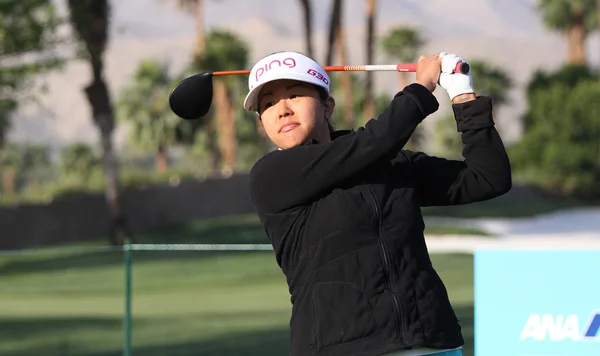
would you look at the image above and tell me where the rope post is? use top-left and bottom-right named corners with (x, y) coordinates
top-left (123, 238), bottom-right (133, 356)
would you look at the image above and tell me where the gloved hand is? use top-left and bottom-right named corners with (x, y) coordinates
top-left (438, 52), bottom-right (475, 101)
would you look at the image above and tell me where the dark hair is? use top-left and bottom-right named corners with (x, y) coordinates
top-left (316, 87), bottom-right (335, 133)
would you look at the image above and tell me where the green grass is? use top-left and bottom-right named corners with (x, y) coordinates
top-left (0, 213), bottom-right (478, 356)
top-left (0, 250), bottom-right (475, 356)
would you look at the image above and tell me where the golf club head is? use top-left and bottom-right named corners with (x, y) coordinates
top-left (169, 72), bottom-right (213, 120)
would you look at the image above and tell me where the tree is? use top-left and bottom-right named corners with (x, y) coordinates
top-left (325, 0), bottom-right (342, 66)
top-left (298, 0), bottom-right (314, 57)
top-left (0, 101), bottom-right (16, 152)
top-left (469, 60), bottom-right (513, 109)
top-left (0, 0), bottom-right (63, 148)
top-left (325, 0), bottom-right (354, 127)
top-left (19, 144), bottom-right (52, 190)
top-left (536, 0), bottom-right (598, 65)
top-left (0, 144), bottom-right (21, 197)
top-left (380, 25), bottom-right (425, 149)
top-left (363, 0), bottom-right (377, 121)
top-left (175, 0), bottom-right (206, 58)
top-left (433, 59), bottom-right (513, 158)
top-left (117, 59), bottom-right (198, 173)
top-left (0, 143), bottom-right (52, 197)
top-left (329, 72), bottom-right (393, 130)
top-left (509, 66), bottom-right (600, 197)
top-left (469, 59), bottom-right (513, 135)
top-left (59, 142), bottom-right (100, 187)
top-left (67, 0), bottom-right (130, 245)
top-left (381, 26), bottom-right (425, 90)
top-left (201, 29), bottom-right (249, 175)
top-left (432, 114), bottom-right (463, 160)
top-left (172, 0), bottom-right (221, 174)
top-left (182, 32), bottom-right (266, 174)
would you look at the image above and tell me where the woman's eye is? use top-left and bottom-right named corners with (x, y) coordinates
top-left (263, 102), bottom-right (274, 109)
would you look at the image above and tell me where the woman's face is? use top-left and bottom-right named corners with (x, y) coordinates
top-left (258, 79), bottom-right (334, 150)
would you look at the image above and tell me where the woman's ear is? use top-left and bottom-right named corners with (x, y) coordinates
top-left (255, 113), bottom-right (268, 138)
top-left (324, 96), bottom-right (336, 120)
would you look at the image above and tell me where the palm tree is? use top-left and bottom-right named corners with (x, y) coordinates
top-left (330, 72), bottom-right (393, 129)
top-left (0, 100), bottom-right (16, 151)
top-left (363, 0), bottom-right (377, 122)
top-left (175, 0), bottom-right (206, 58)
top-left (433, 59), bottom-right (513, 158)
top-left (117, 60), bottom-right (198, 173)
top-left (381, 26), bottom-right (425, 90)
top-left (1, 0), bottom-right (62, 195)
top-left (0, 143), bottom-right (51, 197)
top-left (298, 0), bottom-right (314, 57)
top-left (433, 115), bottom-right (463, 159)
top-left (0, 0), bottom-right (63, 137)
top-left (0, 144), bottom-right (20, 197)
top-left (325, 0), bottom-right (342, 66)
top-left (173, 0), bottom-right (221, 174)
top-left (202, 30), bottom-right (249, 176)
top-left (381, 26), bottom-right (425, 149)
top-left (326, 0), bottom-right (354, 127)
top-left (20, 144), bottom-right (51, 190)
top-left (59, 142), bottom-right (100, 187)
top-left (536, 0), bottom-right (598, 65)
top-left (468, 60), bottom-right (513, 120)
top-left (67, 0), bottom-right (130, 246)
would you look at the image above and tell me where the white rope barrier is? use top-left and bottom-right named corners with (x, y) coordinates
top-left (126, 243), bottom-right (274, 251)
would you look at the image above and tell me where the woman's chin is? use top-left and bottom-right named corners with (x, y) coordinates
top-left (278, 133), bottom-right (307, 149)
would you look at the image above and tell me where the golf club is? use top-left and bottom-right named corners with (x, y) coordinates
top-left (169, 62), bottom-right (470, 120)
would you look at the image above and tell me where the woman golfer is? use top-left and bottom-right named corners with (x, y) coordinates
top-left (246, 51), bottom-right (511, 356)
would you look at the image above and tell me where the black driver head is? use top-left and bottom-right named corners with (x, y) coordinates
top-left (169, 72), bottom-right (213, 120)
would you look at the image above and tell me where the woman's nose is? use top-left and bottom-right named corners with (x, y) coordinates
top-left (277, 100), bottom-right (292, 118)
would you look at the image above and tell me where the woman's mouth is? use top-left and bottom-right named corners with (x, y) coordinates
top-left (280, 123), bottom-right (299, 133)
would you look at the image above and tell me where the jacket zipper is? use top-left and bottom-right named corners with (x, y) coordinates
top-left (366, 185), bottom-right (408, 345)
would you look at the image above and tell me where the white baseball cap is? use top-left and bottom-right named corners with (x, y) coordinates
top-left (243, 51), bottom-right (331, 112)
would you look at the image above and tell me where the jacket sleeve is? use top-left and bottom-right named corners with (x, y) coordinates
top-left (403, 96), bottom-right (512, 207)
top-left (249, 83), bottom-right (439, 214)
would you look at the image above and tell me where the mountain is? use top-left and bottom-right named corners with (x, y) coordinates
top-left (8, 0), bottom-right (600, 153)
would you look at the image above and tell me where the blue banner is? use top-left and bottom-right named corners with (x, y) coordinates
top-left (474, 249), bottom-right (600, 356)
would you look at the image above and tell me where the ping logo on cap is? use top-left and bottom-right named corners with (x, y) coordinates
top-left (255, 57), bottom-right (297, 82)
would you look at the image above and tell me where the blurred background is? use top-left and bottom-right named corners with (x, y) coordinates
top-left (0, 0), bottom-right (599, 355)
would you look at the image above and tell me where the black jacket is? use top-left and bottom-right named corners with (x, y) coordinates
top-left (248, 83), bottom-right (512, 356)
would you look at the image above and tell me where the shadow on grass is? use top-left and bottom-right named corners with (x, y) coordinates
top-left (0, 316), bottom-right (289, 356)
top-left (0, 317), bottom-right (122, 356)
top-left (0, 317), bottom-right (121, 344)
top-left (0, 305), bottom-right (475, 356)
top-left (0, 215), bottom-right (270, 277)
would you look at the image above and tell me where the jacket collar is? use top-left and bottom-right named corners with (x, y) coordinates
top-left (277, 130), bottom-right (354, 150)
top-left (301, 129), bottom-right (353, 146)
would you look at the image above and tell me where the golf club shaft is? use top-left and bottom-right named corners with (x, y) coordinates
top-left (211, 62), bottom-right (468, 76)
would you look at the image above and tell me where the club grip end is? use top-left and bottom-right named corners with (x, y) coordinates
top-left (455, 62), bottom-right (470, 74)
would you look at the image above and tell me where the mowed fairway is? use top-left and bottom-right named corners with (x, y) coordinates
top-left (0, 215), bottom-right (476, 356)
